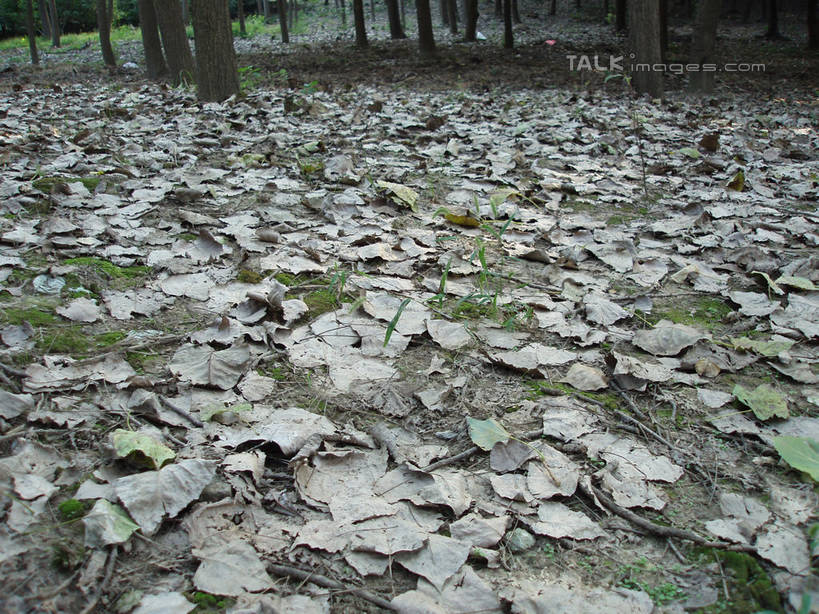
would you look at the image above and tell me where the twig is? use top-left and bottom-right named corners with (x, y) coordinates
top-left (609, 380), bottom-right (648, 421)
top-left (79, 545), bottom-right (118, 614)
top-left (159, 396), bottom-right (203, 428)
top-left (666, 538), bottom-right (687, 564)
top-left (422, 446), bottom-right (479, 472)
top-left (0, 366), bottom-right (20, 392)
top-left (582, 482), bottom-right (754, 552)
top-left (370, 421), bottom-right (408, 465)
top-left (0, 361), bottom-right (27, 378)
top-left (267, 563), bottom-right (397, 611)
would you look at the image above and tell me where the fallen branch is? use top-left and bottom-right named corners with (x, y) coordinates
top-left (267, 563), bottom-right (397, 611)
top-left (0, 361), bottom-right (27, 378)
top-left (79, 545), bottom-right (118, 614)
top-left (581, 482), bottom-right (755, 553)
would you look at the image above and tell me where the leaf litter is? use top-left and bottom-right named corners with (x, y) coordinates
top-left (0, 17), bottom-right (818, 614)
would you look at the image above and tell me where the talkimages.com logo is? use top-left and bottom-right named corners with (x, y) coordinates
top-left (566, 54), bottom-right (766, 74)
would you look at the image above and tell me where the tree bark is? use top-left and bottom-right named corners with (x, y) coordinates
top-left (192, 0), bottom-right (239, 101)
top-left (386, 0), bottom-right (406, 38)
top-left (238, 0), bottom-right (247, 34)
top-left (659, 0), bottom-right (667, 59)
top-left (688, 0), bottom-right (720, 93)
top-left (447, 0), bottom-right (458, 34)
top-left (765, 0), bottom-right (780, 38)
top-left (138, 0), bottom-right (168, 78)
top-left (615, 0), bottom-right (626, 30)
top-left (353, 0), bottom-right (367, 46)
top-left (340, 0), bottom-right (346, 26)
top-left (416, 0), bottom-right (436, 55)
top-left (809, 0), bottom-right (818, 49)
top-left (48, 0), bottom-right (60, 47)
top-left (181, 0), bottom-right (189, 23)
top-left (494, 0), bottom-right (501, 18)
top-left (26, 0), bottom-right (39, 65)
top-left (153, 0), bottom-right (196, 85)
top-left (278, 0), bottom-right (290, 41)
top-left (440, 0), bottom-right (449, 26)
top-left (628, 0), bottom-right (663, 98)
top-left (38, 0), bottom-right (51, 38)
top-left (464, 0), bottom-right (478, 40)
top-left (96, 0), bottom-right (116, 66)
top-left (549, 0), bottom-right (556, 15)
top-left (511, 0), bottom-right (520, 23)
top-left (263, 0), bottom-right (271, 21)
top-left (502, 0), bottom-right (512, 48)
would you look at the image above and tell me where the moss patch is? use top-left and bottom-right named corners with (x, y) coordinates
top-left (96, 331), bottom-right (127, 347)
top-left (237, 269), bottom-right (263, 284)
top-left (647, 297), bottom-right (733, 331)
top-left (693, 549), bottom-right (782, 613)
top-left (1, 305), bottom-right (59, 327)
top-left (63, 257), bottom-right (150, 280)
top-left (32, 175), bottom-right (101, 194)
top-left (303, 288), bottom-right (338, 318)
top-left (526, 380), bottom-right (620, 410)
top-left (36, 326), bottom-right (90, 355)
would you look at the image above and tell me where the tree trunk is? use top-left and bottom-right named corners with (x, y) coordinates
top-left (138, 0), bottom-right (168, 78)
top-left (511, 0), bottom-right (520, 23)
top-left (549, 0), bottom-right (556, 15)
top-left (615, 0), bottom-right (626, 29)
top-left (289, 0), bottom-right (296, 30)
top-left (153, 0), bottom-right (195, 85)
top-left (192, 0), bottom-right (239, 101)
top-left (370, 0), bottom-right (375, 21)
top-left (809, 0), bottom-right (818, 49)
top-left (502, 0), bottom-right (512, 48)
top-left (181, 0), bottom-right (189, 23)
top-left (238, 0), bottom-right (247, 34)
top-left (416, 0), bottom-right (436, 55)
top-left (257, 0), bottom-right (263, 14)
top-left (38, 0), bottom-right (51, 38)
top-left (353, 0), bottom-right (367, 46)
top-left (48, 0), bottom-right (60, 47)
top-left (96, 0), bottom-right (116, 66)
top-left (464, 0), bottom-right (478, 40)
top-left (278, 0), bottom-right (290, 41)
top-left (263, 0), bottom-right (271, 21)
top-left (494, 0), bottom-right (501, 18)
top-left (447, 0), bottom-right (458, 33)
top-left (659, 0), bottom-right (667, 59)
top-left (440, 0), bottom-right (449, 26)
top-left (765, 0), bottom-right (780, 38)
top-left (26, 0), bottom-right (39, 64)
top-left (340, 0), bottom-right (346, 26)
top-left (386, 0), bottom-right (406, 38)
top-left (628, 0), bottom-right (663, 98)
top-left (688, 0), bottom-right (719, 93)
top-left (400, 0), bottom-right (405, 26)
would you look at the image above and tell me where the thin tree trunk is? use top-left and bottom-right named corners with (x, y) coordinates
top-left (192, 0), bottom-right (239, 102)
top-left (263, 0), bottom-right (271, 20)
top-left (809, 0), bottom-right (818, 49)
top-left (386, 0), bottom-right (406, 38)
top-left (257, 0), bottom-right (263, 14)
top-left (511, 0), bottom-right (520, 23)
top-left (26, 0), bottom-right (39, 64)
top-left (289, 0), bottom-right (296, 30)
top-left (549, 0), bottom-right (556, 15)
top-left (416, 0), bottom-right (436, 55)
top-left (659, 0), bottom-right (667, 60)
top-left (765, 0), bottom-right (780, 38)
top-left (688, 0), bottom-right (720, 93)
top-left (615, 0), bottom-right (626, 30)
top-left (370, 0), bottom-right (375, 21)
top-left (400, 0), bottom-right (405, 26)
top-left (494, 0), bottom-right (501, 18)
top-left (447, 0), bottom-right (458, 33)
top-left (464, 0), bottom-right (477, 40)
top-left (353, 0), bottom-right (367, 46)
top-left (48, 0), bottom-right (60, 47)
top-left (502, 0), bottom-right (512, 47)
top-left (182, 0), bottom-right (189, 23)
top-left (340, 0), bottom-right (346, 26)
top-left (38, 0), bottom-right (50, 38)
top-left (97, 0), bottom-right (116, 66)
top-left (628, 0), bottom-right (663, 98)
top-left (440, 0), bottom-right (449, 26)
top-left (138, 0), bottom-right (168, 78)
top-left (153, 0), bottom-right (196, 85)
top-left (278, 0), bottom-right (290, 41)
top-left (238, 0), bottom-right (246, 34)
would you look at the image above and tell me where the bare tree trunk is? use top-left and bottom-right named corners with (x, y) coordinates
top-left (659, 0), bottom-right (667, 60)
top-left (263, 0), bottom-right (271, 20)
top-left (688, 0), bottom-right (719, 93)
top-left (192, 0), bottom-right (239, 101)
top-left (416, 0), bottom-right (436, 55)
top-left (502, 0), bottom-right (512, 47)
top-left (549, 0), bottom-right (556, 15)
top-left (628, 0), bottom-right (663, 98)
top-left (340, 0), bottom-right (346, 26)
top-left (181, 0), bottom-right (189, 23)
top-left (447, 0), bottom-right (458, 33)
top-left (289, 0), bottom-right (296, 30)
top-left (809, 0), bottom-right (818, 48)
top-left (615, 0), bottom-right (626, 29)
top-left (353, 0), bottom-right (368, 45)
top-left (96, 0), bottom-right (116, 66)
top-left (48, 0), bottom-right (60, 47)
top-left (400, 0), bottom-right (405, 26)
top-left (765, 0), bottom-right (780, 38)
top-left (153, 0), bottom-right (196, 85)
top-left (257, 0), bottom-right (263, 14)
top-left (26, 0), bottom-right (39, 64)
top-left (386, 0), bottom-right (406, 38)
top-left (238, 0), bottom-right (247, 34)
top-left (494, 0), bottom-right (501, 18)
top-left (38, 0), bottom-right (51, 38)
top-left (278, 0), bottom-right (290, 41)
top-left (370, 0), bottom-right (375, 21)
top-left (464, 0), bottom-right (478, 39)
top-left (511, 0), bottom-right (520, 23)
top-left (440, 0), bottom-right (449, 26)
top-left (137, 0), bottom-right (167, 78)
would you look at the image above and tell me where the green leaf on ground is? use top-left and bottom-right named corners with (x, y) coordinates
top-left (467, 417), bottom-right (510, 451)
top-left (677, 147), bottom-right (701, 159)
top-left (384, 298), bottom-right (411, 347)
top-left (775, 276), bottom-right (817, 291)
top-left (375, 181), bottom-right (418, 212)
top-left (83, 499), bottom-right (140, 547)
top-left (733, 384), bottom-right (789, 420)
top-left (731, 336), bottom-right (795, 357)
top-left (112, 429), bottom-right (176, 470)
top-left (772, 436), bottom-right (819, 482)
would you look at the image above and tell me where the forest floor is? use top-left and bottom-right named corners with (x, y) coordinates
top-left (0, 2), bottom-right (818, 614)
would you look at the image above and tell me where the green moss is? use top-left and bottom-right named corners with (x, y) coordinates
top-left (274, 272), bottom-right (305, 286)
top-left (36, 327), bottom-right (90, 355)
top-left (58, 499), bottom-right (87, 522)
top-left (51, 539), bottom-right (84, 571)
top-left (63, 257), bottom-right (151, 280)
top-left (237, 269), bottom-right (263, 284)
top-left (304, 288), bottom-right (338, 318)
top-left (692, 549), bottom-right (782, 613)
top-left (527, 380), bottom-right (620, 410)
top-left (32, 176), bottom-right (101, 194)
top-left (1, 306), bottom-right (58, 326)
top-left (177, 233), bottom-right (198, 241)
top-left (649, 298), bottom-right (732, 331)
top-left (187, 591), bottom-right (234, 612)
top-left (96, 331), bottom-right (127, 347)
